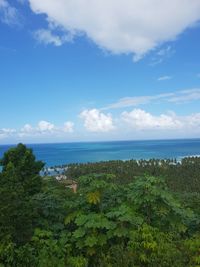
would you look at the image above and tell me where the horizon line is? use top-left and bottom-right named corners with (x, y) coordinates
top-left (1, 137), bottom-right (200, 147)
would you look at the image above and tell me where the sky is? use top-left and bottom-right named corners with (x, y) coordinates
top-left (0, 0), bottom-right (200, 144)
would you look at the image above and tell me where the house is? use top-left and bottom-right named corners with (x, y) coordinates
top-left (55, 174), bottom-right (67, 181)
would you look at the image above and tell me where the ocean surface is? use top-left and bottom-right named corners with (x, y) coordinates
top-left (0, 139), bottom-right (200, 167)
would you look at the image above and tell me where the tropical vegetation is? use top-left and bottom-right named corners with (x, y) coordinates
top-left (0, 144), bottom-right (200, 266)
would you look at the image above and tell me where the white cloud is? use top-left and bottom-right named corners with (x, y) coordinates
top-left (169, 88), bottom-right (200, 103)
top-left (19, 124), bottom-right (35, 137)
top-left (34, 29), bottom-right (63, 46)
top-left (28, 0), bottom-right (200, 60)
top-left (157, 46), bottom-right (172, 57)
top-left (38, 120), bottom-right (55, 132)
top-left (19, 120), bottom-right (74, 138)
top-left (19, 121), bottom-right (55, 137)
top-left (0, 0), bottom-right (20, 26)
top-left (0, 128), bottom-right (16, 139)
top-left (63, 121), bottom-right (74, 133)
top-left (103, 88), bottom-right (200, 110)
top-left (34, 28), bottom-right (73, 46)
top-left (157, 75), bottom-right (172, 81)
top-left (121, 109), bottom-right (200, 135)
top-left (187, 113), bottom-right (200, 127)
top-left (80, 109), bottom-right (115, 132)
top-left (103, 93), bottom-right (174, 110)
top-left (1, 111), bottom-right (200, 142)
top-left (21, 124), bottom-right (34, 133)
top-left (122, 109), bottom-right (182, 130)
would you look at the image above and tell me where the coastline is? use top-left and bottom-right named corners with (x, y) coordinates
top-left (1, 138), bottom-right (200, 167)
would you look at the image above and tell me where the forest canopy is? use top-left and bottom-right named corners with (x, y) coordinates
top-left (0, 144), bottom-right (200, 267)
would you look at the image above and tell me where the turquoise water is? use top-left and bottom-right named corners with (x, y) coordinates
top-left (0, 139), bottom-right (200, 167)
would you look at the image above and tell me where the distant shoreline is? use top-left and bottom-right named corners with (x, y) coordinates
top-left (1, 139), bottom-right (200, 167)
top-left (41, 155), bottom-right (200, 175)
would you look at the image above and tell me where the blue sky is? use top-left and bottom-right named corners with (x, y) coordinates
top-left (0, 0), bottom-right (200, 144)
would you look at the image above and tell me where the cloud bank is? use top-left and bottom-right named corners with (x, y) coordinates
top-left (1, 109), bottom-right (200, 142)
top-left (0, 90), bottom-right (200, 142)
top-left (19, 120), bottom-right (74, 138)
top-left (0, 128), bottom-right (16, 139)
top-left (122, 109), bottom-right (182, 130)
top-left (28, 0), bottom-right (200, 60)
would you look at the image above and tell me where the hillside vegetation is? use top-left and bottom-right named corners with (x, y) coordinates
top-left (1, 144), bottom-right (200, 266)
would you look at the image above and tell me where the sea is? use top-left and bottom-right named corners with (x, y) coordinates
top-left (0, 139), bottom-right (200, 167)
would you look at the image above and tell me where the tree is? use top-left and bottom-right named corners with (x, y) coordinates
top-left (127, 175), bottom-right (194, 233)
top-left (0, 143), bottom-right (44, 195)
top-left (0, 143), bottom-right (44, 244)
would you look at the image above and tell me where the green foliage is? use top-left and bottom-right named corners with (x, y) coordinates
top-left (0, 144), bottom-right (44, 245)
top-left (0, 241), bottom-right (15, 266)
top-left (67, 257), bottom-right (88, 267)
top-left (184, 234), bottom-right (200, 267)
top-left (127, 175), bottom-right (194, 232)
top-left (33, 178), bottom-right (71, 232)
top-left (67, 157), bottom-right (200, 192)
top-left (128, 224), bottom-right (184, 267)
top-left (86, 191), bottom-right (101, 205)
top-left (1, 145), bottom-right (200, 266)
top-left (106, 204), bottom-right (143, 238)
top-left (0, 143), bottom-right (44, 195)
